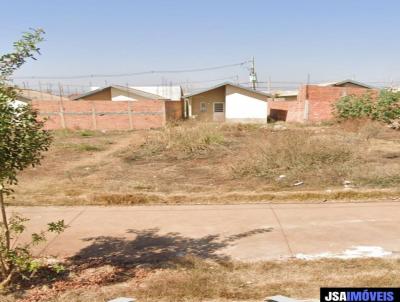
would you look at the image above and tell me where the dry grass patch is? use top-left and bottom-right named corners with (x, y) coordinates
top-left (60, 142), bottom-right (107, 152)
top-left (9, 121), bottom-right (400, 206)
top-left (103, 257), bottom-right (400, 301)
top-left (233, 129), bottom-right (358, 186)
top-left (121, 122), bottom-right (230, 160)
top-left (6, 256), bottom-right (400, 302)
top-left (92, 193), bottom-right (163, 205)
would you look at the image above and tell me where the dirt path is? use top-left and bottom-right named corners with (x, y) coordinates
top-left (68, 132), bottom-right (145, 170)
top-left (11, 201), bottom-right (400, 261)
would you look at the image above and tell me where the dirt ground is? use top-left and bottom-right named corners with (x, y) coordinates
top-left (5, 121), bottom-right (400, 301)
top-left (11, 120), bottom-right (400, 206)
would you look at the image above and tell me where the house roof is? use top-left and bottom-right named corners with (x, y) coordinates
top-left (131, 86), bottom-right (182, 101)
top-left (73, 85), bottom-right (165, 100)
top-left (316, 79), bottom-right (373, 89)
top-left (275, 90), bottom-right (299, 97)
top-left (184, 82), bottom-right (271, 98)
top-left (17, 89), bottom-right (70, 102)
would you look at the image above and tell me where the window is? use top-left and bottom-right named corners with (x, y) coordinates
top-left (213, 102), bottom-right (224, 113)
top-left (200, 102), bottom-right (207, 112)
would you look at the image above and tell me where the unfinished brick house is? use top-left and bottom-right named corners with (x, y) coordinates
top-left (269, 80), bottom-right (378, 122)
top-left (73, 85), bottom-right (184, 121)
top-left (33, 99), bottom-right (166, 130)
top-left (30, 85), bottom-right (170, 130)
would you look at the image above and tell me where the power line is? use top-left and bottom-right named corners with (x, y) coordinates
top-left (173, 75), bottom-right (239, 85)
top-left (17, 75), bottom-right (240, 89)
top-left (13, 61), bottom-right (250, 80)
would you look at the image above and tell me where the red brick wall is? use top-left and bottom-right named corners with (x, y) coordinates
top-left (268, 100), bottom-right (306, 122)
top-left (31, 100), bottom-right (166, 130)
top-left (298, 85), bottom-right (378, 121)
top-left (165, 100), bottom-right (183, 120)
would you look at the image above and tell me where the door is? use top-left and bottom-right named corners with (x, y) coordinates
top-left (213, 102), bottom-right (225, 122)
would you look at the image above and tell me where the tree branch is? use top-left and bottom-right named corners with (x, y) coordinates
top-left (0, 190), bottom-right (10, 250)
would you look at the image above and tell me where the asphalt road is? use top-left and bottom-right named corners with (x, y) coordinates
top-left (9, 201), bottom-right (400, 261)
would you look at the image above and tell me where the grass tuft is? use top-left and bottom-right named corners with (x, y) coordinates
top-left (233, 130), bottom-right (357, 186)
top-left (123, 123), bottom-right (228, 160)
top-left (70, 143), bottom-right (105, 152)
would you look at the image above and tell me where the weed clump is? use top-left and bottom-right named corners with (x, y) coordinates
top-left (233, 130), bottom-right (357, 186)
top-left (124, 123), bottom-right (228, 160)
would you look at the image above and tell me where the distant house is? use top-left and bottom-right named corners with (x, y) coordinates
top-left (274, 90), bottom-right (298, 101)
top-left (73, 85), bottom-right (184, 120)
top-left (16, 88), bottom-right (70, 103)
top-left (272, 80), bottom-right (372, 103)
top-left (131, 86), bottom-right (182, 101)
top-left (184, 82), bottom-right (271, 123)
top-left (268, 79), bottom-right (377, 122)
top-left (131, 86), bottom-right (183, 120)
top-left (316, 79), bottom-right (373, 89)
top-left (73, 85), bottom-right (164, 101)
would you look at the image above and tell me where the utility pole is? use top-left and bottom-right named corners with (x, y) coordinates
top-left (268, 76), bottom-right (272, 93)
top-left (249, 56), bottom-right (257, 90)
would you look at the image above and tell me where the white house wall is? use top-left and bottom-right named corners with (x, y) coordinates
top-left (225, 86), bottom-right (268, 123)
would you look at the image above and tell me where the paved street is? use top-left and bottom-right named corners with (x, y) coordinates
top-left (10, 201), bottom-right (400, 261)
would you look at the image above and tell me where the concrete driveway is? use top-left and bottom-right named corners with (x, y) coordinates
top-left (9, 201), bottom-right (400, 261)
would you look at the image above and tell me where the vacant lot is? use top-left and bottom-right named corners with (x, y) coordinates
top-left (5, 257), bottom-right (400, 302)
top-left (11, 120), bottom-right (400, 205)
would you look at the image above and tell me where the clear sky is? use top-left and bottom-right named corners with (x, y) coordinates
top-left (1, 0), bottom-right (400, 91)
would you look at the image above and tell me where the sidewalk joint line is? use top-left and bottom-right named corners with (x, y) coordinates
top-left (270, 205), bottom-right (295, 258)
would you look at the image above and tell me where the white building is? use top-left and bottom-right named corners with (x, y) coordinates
top-left (184, 82), bottom-right (271, 123)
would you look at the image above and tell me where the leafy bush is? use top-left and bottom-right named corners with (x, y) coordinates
top-left (1, 216), bottom-right (67, 287)
top-left (0, 29), bottom-right (67, 290)
top-left (334, 89), bottom-right (400, 123)
top-left (373, 89), bottom-right (400, 123)
top-left (334, 93), bottom-right (374, 120)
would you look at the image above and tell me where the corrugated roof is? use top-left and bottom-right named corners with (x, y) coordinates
top-left (275, 90), bottom-right (298, 97)
top-left (73, 85), bottom-right (165, 100)
top-left (316, 79), bottom-right (373, 89)
top-left (17, 89), bottom-right (70, 101)
top-left (184, 82), bottom-right (271, 98)
top-left (131, 86), bottom-right (182, 101)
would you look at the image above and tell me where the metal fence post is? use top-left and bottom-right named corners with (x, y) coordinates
top-left (59, 101), bottom-right (66, 129)
top-left (91, 102), bottom-right (97, 130)
top-left (127, 101), bottom-right (133, 130)
top-left (303, 100), bottom-right (309, 122)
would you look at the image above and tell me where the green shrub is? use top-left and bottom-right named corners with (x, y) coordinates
top-left (334, 93), bottom-right (374, 120)
top-left (373, 89), bottom-right (400, 123)
top-left (334, 89), bottom-right (400, 123)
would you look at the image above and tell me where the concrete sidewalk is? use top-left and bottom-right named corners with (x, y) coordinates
top-left (9, 201), bottom-right (400, 261)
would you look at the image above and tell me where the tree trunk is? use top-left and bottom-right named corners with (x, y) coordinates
top-left (0, 190), bottom-right (10, 250)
